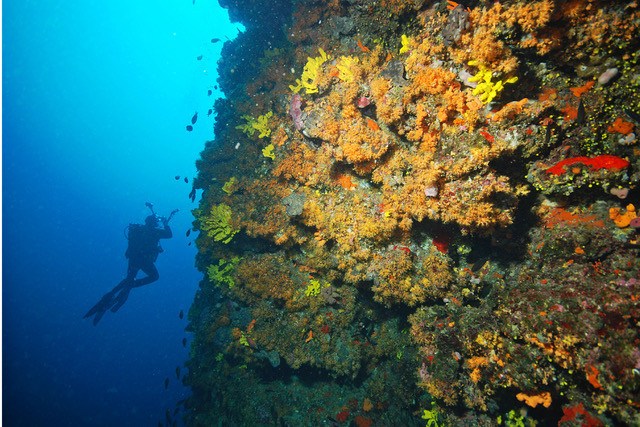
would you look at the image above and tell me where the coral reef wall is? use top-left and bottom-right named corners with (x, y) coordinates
top-left (186, 1), bottom-right (640, 425)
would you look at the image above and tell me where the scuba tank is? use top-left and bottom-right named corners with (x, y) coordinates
top-left (123, 203), bottom-right (179, 258)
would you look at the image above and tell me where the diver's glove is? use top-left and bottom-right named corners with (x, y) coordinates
top-left (166, 209), bottom-right (179, 224)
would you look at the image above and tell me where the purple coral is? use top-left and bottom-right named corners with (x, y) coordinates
top-left (289, 94), bottom-right (304, 131)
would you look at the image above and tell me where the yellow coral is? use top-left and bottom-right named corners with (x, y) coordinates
top-left (236, 111), bottom-right (273, 138)
top-left (207, 257), bottom-right (241, 288)
top-left (468, 60), bottom-right (518, 104)
top-left (336, 56), bottom-right (358, 82)
top-left (305, 279), bottom-right (322, 296)
top-left (222, 177), bottom-right (238, 194)
top-left (289, 48), bottom-right (329, 94)
top-left (201, 203), bottom-right (239, 244)
top-left (262, 143), bottom-right (276, 160)
top-left (399, 34), bottom-right (411, 54)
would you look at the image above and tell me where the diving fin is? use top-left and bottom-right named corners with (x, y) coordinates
top-left (109, 288), bottom-right (131, 313)
top-left (92, 307), bottom-right (108, 326)
top-left (84, 291), bottom-right (116, 320)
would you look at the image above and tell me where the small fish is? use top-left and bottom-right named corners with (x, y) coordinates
top-left (471, 257), bottom-right (489, 273)
top-left (189, 187), bottom-right (196, 202)
top-left (174, 175), bottom-right (180, 180)
top-left (186, 229), bottom-right (191, 237)
top-left (544, 124), bottom-right (552, 145)
top-left (191, 112), bottom-right (198, 124)
top-left (164, 377), bottom-right (169, 389)
top-left (207, 89), bottom-right (212, 96)
top-left (186, 125), bottom-right (193, 132)
top-left (624, 108), bottom-right (640, 124)
top-left (176, 366), bottom-right (181, 379)
top-left (214, 85), bottom-right (218, 90)
top-left (576, 99), bottom-right (586, 124)
top-left (188, 242), bottom-right (192, 246)
top-left (184, 177), bottom-right (189, 184)
top-left (179, 309), bottom-right (184, 319)
top-left (196, 55), bottom-right (203, 61)
top-left (182, 337), bottom-right (187, 347)
top-left (210, 38), bottom-right (221, 43)
top-left (207, 109), bottom-right (213, 116)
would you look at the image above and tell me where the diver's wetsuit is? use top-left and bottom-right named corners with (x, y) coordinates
top-left (84, 218), bottom-right (172, 325)
top-left (108, 221), bottom-right (172, 311)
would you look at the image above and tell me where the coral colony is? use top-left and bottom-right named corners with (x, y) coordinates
top-left (184, 1), bottom-right (640, 425)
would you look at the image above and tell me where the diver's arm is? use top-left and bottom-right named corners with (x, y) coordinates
top-left (159, 221), bottom-right (173, 238)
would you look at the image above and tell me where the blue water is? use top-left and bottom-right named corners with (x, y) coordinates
top-left (3, 1), bottom-right (241, 425)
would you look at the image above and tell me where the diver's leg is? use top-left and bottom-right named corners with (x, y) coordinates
top-left (130, 262), bottom-right (159, 288)
top-left (113, 262), bottom-right (138, 291)
top-left (84, 263), bottom-right (140, 323)
top-left (109, 263), bottom-right (140, 313)
top-left (84, 269), bottom-right (135, 321)
top-left (110, 261), bottom-right (159, 313)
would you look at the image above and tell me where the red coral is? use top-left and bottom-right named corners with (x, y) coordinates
top-left (558, 403), bottom-right (603, 427)
top-left (432, 234), bottom-right (451, 254)
top-left (354, 415), bottom-right (373, 427)
top-left (336, 409), bottom-right (349, 423)
top-left (479, 129), bottom-right (495, 143)
top-left (545, 155), bottom-right (629, 175)
top-left (585, 364), bottom-right (603, 389)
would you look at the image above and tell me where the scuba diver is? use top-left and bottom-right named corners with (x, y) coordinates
top-left (84, 203), bottom-right (178, 325)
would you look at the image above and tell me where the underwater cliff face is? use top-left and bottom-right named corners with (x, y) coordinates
top-left (186, 0), bottom-right (640, 425)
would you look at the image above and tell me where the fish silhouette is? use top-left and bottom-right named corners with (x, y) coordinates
top-left (210, 38), bottom-right (221, 43)
top-left (174, 176), bottom-right (180, 180)
top-left (164, 377), bottom-right (169, 389)
top-left (207, 109), bottom-right (213, 116)
top-left (176, 366), bottom-right (181, 379)
top-left (179, 309), bottom-right (184, 319)
top-left (207, 89), bottom-right (212, 96)
top-left (577, 99), bottom-right (586, 124)
top-left (186, 229), bottom-right (191, 237)
top-left (184, 177), bottom-right (189, 184)
top-left (625, 108), bottom-right (640, 123)
top-left (191, 112), bottom-right (198, 124)
top-left (182, 337), bottom-right (187, 347)
top-left (186, 125), bottom-right (193, 132)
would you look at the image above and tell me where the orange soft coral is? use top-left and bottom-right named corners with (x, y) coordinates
top-left (516, 391), bottom-right (552, 408)
top-left (609, 204), bottom-right (637, 228)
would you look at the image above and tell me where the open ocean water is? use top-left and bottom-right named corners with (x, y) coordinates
top-left (3, 1), bottom-right (241, 425)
